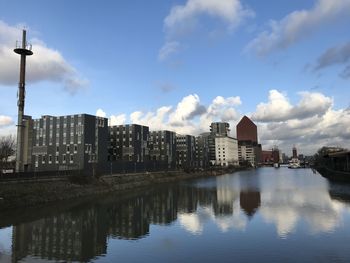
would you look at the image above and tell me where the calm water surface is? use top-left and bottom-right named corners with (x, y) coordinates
top-left (1, 167), bottom-right (350, 262)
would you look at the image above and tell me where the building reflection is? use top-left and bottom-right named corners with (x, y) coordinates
top-left (11, 180), bottom-right (262, 262)
top-left (240, 191), bottom-right (261, 218)
top-left (12, 207), bottom-right (107, 262)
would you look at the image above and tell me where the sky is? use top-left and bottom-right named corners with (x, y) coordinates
top-left (0, 0), bottom-right (350, 155)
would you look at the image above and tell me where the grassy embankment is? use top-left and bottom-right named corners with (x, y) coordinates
top-left (0, 167), bottom-right (244, 210)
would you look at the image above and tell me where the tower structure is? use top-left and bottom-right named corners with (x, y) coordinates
top-left (236, 116), bottom-right (257, 143)
top-left (292, 146), bottom-right (297, 159)
top-left (14, 30), bottom-right (33, 172)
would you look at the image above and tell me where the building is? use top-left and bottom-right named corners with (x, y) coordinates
top-left (31, 114), bottom-right (108, 175)
top-left (236, 116), bottom-right (257, 143)
top-left (109, 124), bottom-right (149, 162)
top-left (238, 143), bottom-right (256, 167)
top-left (194, 133), bottom-right (210, 168)
top-left (292, 146), bottom-right (298, 158)
top-left (176, 134), bottom-right (196, 169)
top-left (209, 122), bottom-right (230, 165)
top-left (210, 122), bottom-right (230, 137)
top-left (149, 130), bottom-right (176, 170)
top-left (208, 122), bottom-right (239, 167)
top-left (261, 150), bottom-right (274, 164)
top-left (236, 116), bottom-right (261, 167)
top-left (214, 136), bottom-right (239, 166)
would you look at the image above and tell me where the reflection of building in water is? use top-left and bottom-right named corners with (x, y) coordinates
top-left (213, 187), bottom-right (239, 216)
top-left (12, 207), bottom-right (107, 262)
top-left (178, 186), bottom-right (198, 213)
top-left (149, 189), bottom-right (178, 225)
top-left (108, 197), bottom-right (149, 240)
top-left (240, 191), bottom-right (261, 218)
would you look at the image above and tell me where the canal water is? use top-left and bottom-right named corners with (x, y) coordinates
top-left (1, 167), bottom-right (350, 262)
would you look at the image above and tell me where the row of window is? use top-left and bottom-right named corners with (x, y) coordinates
top-left (34, 154), bottom-right (75, 167)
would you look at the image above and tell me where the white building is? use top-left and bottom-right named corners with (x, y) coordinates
top-left (238, 144), bottom-right (256, 167)
top-left (214, 136), bottom-right (239, 166)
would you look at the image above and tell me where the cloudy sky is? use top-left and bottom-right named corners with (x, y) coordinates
top-left (0, 0), bottom-right (349, 155)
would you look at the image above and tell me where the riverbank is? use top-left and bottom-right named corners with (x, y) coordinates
top-left (315, 166), bottom-right (350, 183)
top-left (0, 167), bottom-right (244, 210)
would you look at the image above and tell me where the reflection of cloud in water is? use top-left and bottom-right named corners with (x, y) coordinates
top-left (179, 205), bottom-right (247, 235)
top-left (260, 174), bottom-right (346, 237)
top-left (178, 209), bottom-right (210, 235)
top-left (180, 169), bottom-right (350, 238)
top-left (215, 205), bottom-right (247, 233)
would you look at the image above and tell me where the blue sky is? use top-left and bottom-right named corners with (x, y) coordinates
top-left (0, 0), bottom-right (350, 154)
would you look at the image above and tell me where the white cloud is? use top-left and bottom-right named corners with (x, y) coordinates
top-left (164, 0), bottom-right (254, 32)
top-left (0, 115), bottom-right (13, 128)
top-left (169, 94), bottom-right (206, 126)
top-left (159, 0), bottom-right (254, 60)
top-left (127, 94), bottom-right (241, 135)
top-left (0, 20), bottom-right (88, 94)
top-left (251, 90), bottom-right (332, 122)
top-left (130, 106), bottom-right (173, 131)
top-left (110, 114), bottom-right (126, 126)
top-left (158, 41), bottom-right (181, 61)
top-left (251, 89), bottom-right (349, 155)
top-left (246, 0), bottom-right (350, 56)
top-left (96, 108), bottom-right (107, 118)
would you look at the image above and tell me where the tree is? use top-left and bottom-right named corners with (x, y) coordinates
top-left (0, 135), bottom-right (16, 170)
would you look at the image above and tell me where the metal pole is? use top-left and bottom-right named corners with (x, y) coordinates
top-left (14, 30), bottom-right (33, 173)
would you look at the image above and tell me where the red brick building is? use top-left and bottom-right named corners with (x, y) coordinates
top-left (236, 116), bottom-right (261, 166)
top-left (236, 116), bottom-right (258, 143)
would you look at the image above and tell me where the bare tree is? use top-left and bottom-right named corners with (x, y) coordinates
top-left (0, 135), bottom-right (16, 170)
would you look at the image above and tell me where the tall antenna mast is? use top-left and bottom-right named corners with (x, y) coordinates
top-left (14, 29), bottom-right (33, 172)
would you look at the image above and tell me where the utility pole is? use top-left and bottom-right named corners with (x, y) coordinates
top-left (14, 30), bottom-right (33, 172)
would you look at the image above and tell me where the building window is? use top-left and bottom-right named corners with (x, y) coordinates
top-left (70, 155), bottom-right (74, 162)
top-left (42, 155), bottom-right (46, 164)
top-left (67, 145), bottom-right (70, 152)
top-left (63, 154), bottom-right (66, 163)
top-left (55, 156), bottom-right (59, 163)
top-left (49, 155), bottom-right (52, 164)
top-left (74, 145), bottom-right (77, 152)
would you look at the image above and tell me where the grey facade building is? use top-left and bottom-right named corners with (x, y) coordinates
top-left (195, 133), bottom-right (210, 168)
top-left (31, 114), bottom-right (108, 175)
top-left (176, 134), bottom-right (196, 169)
top-left (149, 130), bottom-right (176, 169)
top-left (109, 124), bottom-right (149, 162)
top-left (208, 122), bottom-right (231, 164)
top-left (210, 122), bottom-right (230, 137)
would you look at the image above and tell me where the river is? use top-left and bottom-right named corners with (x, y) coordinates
top-left (1, 167), bottom-right (350, 262)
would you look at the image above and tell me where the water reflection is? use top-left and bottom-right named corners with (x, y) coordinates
top-left (3, 168), bottom-right (350, 262)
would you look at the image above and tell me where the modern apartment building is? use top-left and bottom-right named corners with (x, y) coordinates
top-left (238, 143), bottom-right (256, 166)
top-left (176, 134), bottom-right (196, 169)
top-left (109, 124), bottom-right (149, 162)
top-left (208, 122), bottom-right (239, 167)
top-left (148, 130), bottom-right (176, 169)
top-left (31, 114), bottom-right (108, 175)
top-left (210, 122), bottom-right (230, 137)
top-left (195, 133), bottom-right (210, 168)
top-left (214, 136), bottom-right (239, 166)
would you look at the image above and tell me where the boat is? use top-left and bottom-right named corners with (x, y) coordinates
top-left (288, 158), bottom-right (300, 169)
